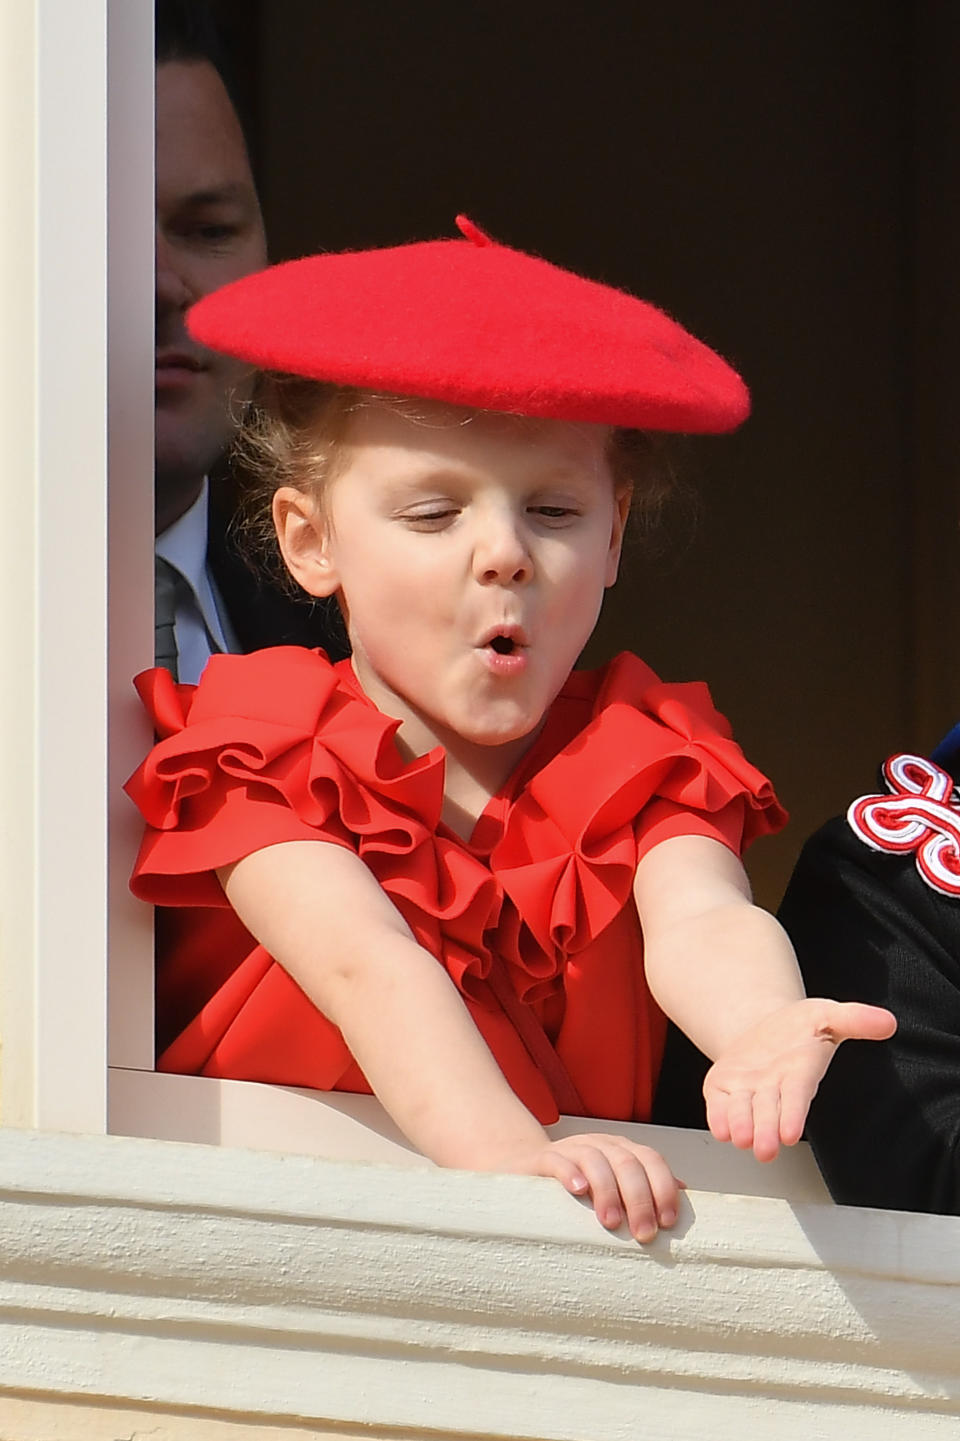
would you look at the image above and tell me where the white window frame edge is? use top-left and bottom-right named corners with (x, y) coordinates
top-left (2, 0), bottom-right (157, 1131)
top-left (1, 0), bottom-right (155, 1132)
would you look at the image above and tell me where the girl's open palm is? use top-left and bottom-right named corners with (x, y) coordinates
top-left (703, 998), bottom-right (897, 1162)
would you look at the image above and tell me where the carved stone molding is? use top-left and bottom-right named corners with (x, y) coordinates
top-left (1, 1130), bottom-right (959, 1439)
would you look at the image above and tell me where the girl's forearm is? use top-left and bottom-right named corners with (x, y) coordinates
top-left (644, 900), bottom-right (806, 1059)
top-left (319, 933), bottom-right (550, 1169)
top-left (635, 836), bottom-right (895, 1162)
top-left (221, 841), bottom-right (685, 1239)
top-left (633, 835), bottom-right (807, 1059)
top-left (219, 842), bottom-right (548, 1171)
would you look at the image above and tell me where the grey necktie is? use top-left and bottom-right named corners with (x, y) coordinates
top-left (154, 555), bottom-right (182, 680)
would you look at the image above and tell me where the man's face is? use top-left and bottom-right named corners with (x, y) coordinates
top-left (155, 60), bottom-right (267, 531)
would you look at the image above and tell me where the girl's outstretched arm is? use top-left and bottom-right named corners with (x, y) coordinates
top-left (219, 839), bottom-right (680, 1240)
top-left (634, 835), bottom-right (897, 1161)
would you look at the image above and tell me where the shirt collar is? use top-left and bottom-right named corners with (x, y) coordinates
top-left (155, 478), bottom-right (211, 595)
top-left (155, 479), bottom-right (236, 656)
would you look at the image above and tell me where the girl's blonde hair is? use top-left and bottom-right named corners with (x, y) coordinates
top-left (231, 376), bottom-right (679, 598)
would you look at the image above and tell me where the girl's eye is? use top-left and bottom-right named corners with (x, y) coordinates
top-left (530, 505), bottom-right (578, 523)
top-left (401, 507), bottom-right (460, 530)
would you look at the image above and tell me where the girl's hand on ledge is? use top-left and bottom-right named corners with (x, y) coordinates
top-left (494, 1134), bottom-right (682, 1243)
top-left (703, 998), bottom-right (898, 1162)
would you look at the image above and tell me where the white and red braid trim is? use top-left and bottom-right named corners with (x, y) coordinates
top-left (847, 753), bottom-right (960, 897)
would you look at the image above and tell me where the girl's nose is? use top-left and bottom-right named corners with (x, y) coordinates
top-left (472, 512), bottom-right (533, 586)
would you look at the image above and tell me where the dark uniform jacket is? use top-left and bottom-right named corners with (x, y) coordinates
top-left (655, 747), bottom-right (960, 1217)
top-left (777, 753), bottom-right (960, 1216)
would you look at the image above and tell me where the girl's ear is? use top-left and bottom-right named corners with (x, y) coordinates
top-left (604, 487), bottom-right (632, 588)
top-left (273, 486), bottom-right (340, 598)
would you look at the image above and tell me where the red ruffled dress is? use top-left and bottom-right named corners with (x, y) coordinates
top-left (126, 648), bottom-right (786, 1125)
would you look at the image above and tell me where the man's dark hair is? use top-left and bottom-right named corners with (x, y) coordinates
top-left (156, 0), bottom-right (230, 70)
top-left (155, 0), bottom-right (254, 161)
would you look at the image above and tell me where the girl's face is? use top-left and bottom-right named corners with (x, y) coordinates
top-left (275, 400), bottom-right (629, 768)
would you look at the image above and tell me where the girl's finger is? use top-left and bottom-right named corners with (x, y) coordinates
top-left (823, 1001), bottom-right (897, 1044)
top-left (704, 1085), bottom-right (733, 1144)
top-left (750, 1087), bottom-right (782, 1162)
top-left (535, 1149), bottom-right (590, 1197)
top-left (778, 1077), bottom-right (814, 1147)
top-left (599, 1147), bottom-right (659, 1241)
top-left (724, 1089), bottom-right (757, 1150)
top-left (628, 1145), bottom-right (680, 1232)
top-left (568, 1147), bottom-right (624, 1231)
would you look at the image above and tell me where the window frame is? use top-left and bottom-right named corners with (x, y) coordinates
top-left (1, 0), bottom-right (155, 1133)
top-left (0, 1), bottom-right (827, 1206)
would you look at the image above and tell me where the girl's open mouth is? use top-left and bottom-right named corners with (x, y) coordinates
top-left (480, 630), bottom-right (529, 675)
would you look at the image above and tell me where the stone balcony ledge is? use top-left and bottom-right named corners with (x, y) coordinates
top-left (1, 1126), bottom-right (958, 1440)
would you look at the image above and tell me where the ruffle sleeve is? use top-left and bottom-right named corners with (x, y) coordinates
top-left (125, 648), bottom-right (446, 907)
top-left (489, 652), bottom-right (787, 1000)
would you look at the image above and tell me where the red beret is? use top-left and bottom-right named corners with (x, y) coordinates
top-left (188, 216), bottom-right (750, 434)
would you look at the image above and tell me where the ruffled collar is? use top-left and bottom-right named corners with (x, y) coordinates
top-left (330, 654), bottom-right (595, 858)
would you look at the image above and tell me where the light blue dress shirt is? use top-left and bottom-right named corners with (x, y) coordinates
top-left (154, 479), bottom-right (239, 684)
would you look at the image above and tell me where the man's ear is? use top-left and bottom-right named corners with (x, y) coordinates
top-left (604, 486), bottom-right (632, 588)
top-left (273, 486), bottom-right (340, 598)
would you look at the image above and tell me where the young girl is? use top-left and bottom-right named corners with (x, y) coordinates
top-left (127, 218), bottom-right (895, 1242)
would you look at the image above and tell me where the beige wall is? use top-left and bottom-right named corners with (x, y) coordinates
top-left (0, 1398), bottom-right (367, 1441)
top-left (219, 1), bottom-right (960, 907)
